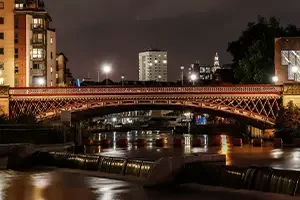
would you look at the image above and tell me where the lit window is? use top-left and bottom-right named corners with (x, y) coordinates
top-left (32, 48), bottom-right (43, 59)
top-left (32, 18), bottom-right (43, 28)
top-left (50, 80), bottom-right (53, 86)
top-left (0, 77), bottom-right (4, 85)
top-left (50, 66), bottom-right (53, 73)
top-left (15, 4), bottom-right (23, 9)
top-left (163, 60), bottom-right (167, 64)
top-left (154, 60), bottom-right (158, 64)
top-left (50, 37), bottom-right (53, 44)
top-left (149, 63), bottom-right (153, 66)
top-left (56, 73), bottom-right (58, 79)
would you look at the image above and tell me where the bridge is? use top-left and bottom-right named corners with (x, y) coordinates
top-left (0, 84), bottom-right (287, 126)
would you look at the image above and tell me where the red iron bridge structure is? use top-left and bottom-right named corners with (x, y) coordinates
top-left (0, 83), bottom-right (296, 126)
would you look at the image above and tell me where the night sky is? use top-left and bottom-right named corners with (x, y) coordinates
top-left (44, 0), bottom-right (300, 81)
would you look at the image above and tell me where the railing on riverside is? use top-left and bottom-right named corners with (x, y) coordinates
top-left (9, 85), bottom-right (283, 96)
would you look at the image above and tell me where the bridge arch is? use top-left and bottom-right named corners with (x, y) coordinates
top-left (9, 89), bottom-right (281, 126)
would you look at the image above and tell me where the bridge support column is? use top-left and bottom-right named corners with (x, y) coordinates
top-left (0, 86), bottom-right (10, 116)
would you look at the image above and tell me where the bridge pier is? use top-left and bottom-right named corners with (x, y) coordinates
top-left (0, 86), bottom-right (10, 116)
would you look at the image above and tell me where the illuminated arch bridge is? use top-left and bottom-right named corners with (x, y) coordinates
top-left (6, 85), bottom-right (283, 126)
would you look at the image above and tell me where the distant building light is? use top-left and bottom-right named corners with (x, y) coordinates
top-left (163, 60), bottom-right (167, 64)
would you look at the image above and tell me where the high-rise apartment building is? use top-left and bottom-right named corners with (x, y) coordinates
top-left (0, 0), bottom-right (60, 87)
top-left (139, 49), bottom-right (167, 82)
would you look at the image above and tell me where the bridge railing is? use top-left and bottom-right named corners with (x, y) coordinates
top-left (9, 85), bottom-right (283, 96)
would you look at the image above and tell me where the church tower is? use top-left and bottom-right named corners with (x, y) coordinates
top-left (213, 52), bottom-right (220, 72)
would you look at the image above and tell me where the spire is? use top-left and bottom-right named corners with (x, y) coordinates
top-left (213, 52), bottom-right (220, 72)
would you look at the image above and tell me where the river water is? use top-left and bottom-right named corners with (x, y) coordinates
top-left (1, 131), bottom-right (300, 199)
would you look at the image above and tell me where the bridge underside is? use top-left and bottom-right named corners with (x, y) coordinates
top-left (9, 95), bottom-right (281, 127)
top-left (67, 105), bottom-right (274, 128)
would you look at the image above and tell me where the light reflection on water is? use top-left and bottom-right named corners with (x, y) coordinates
top-left (89, 131), bottom-right (300, 170)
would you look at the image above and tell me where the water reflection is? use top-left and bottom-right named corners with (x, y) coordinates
top-left (86, 131), bottom-right (300, 170)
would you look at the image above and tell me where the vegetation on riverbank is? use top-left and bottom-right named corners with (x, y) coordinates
top-left (275, 101), bottom-right (300, 143)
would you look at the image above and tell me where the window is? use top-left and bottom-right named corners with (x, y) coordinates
top-left (51, 52), bottom-right (53, 59)
top-left (32, 48), bottom-right (43, 59)
top-left (15, 48), bottom-right (18, 59)
top-left (0, 63), bottom-right (3, 74)
top-left (0, 32), bottom-right (3, 39)
top-left (50, 37), bottom-right (53, 44)
top-left (50, 66), bottom-right (53, 73)
top-left (15, 64), bottom-right (19, 74)
top-left (32, 18), bottom-right (43, 28)
top-left (0, 77), bottom-right (4, 85)
top-left (14, 32), bottom-right (18, 43)
top-left (0, 48), bottom-right (4, 55)
top-left (0, 2), bottom-right (3, 9)
top-left (15, 78), bottom-right (19, 87)
top-left (14, 17), bottom-right (19, 28)
top-left (15, 3), bottom-right (23, 9)
top-left (32, 33), bottom-right (43, 43)
top-left (33, 63), bottom-right (41, 69)
top-left (0, 17), bottom-right (4, 24)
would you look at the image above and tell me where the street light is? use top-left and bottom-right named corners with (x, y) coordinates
top-left (180, 66), bottom-right (184, 85)
top-left (190, 74), bottom-right (197, 85)
top-left (102, 64), bottom-right (112, 85)
top-left (272, 76), bottom-right (278, 83)
top-left (37, 77), bottom-right (45, 86)
top-left (292, 66), bottom-right (298, 81)
top-left (121, 75), bottom-right (124, 86)
top-left (158, 75), bottom-right (162, 82)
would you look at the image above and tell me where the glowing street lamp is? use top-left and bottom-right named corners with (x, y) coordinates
top-left (102, 64), bottom-right (112, 85)
top-left (272, 76), bottom-right (278, 83)
top-left (37, 77), bottom-right (45, 86)
top-left (121, 75), bottom-right (124, 86)
top-left (190, 73), bottom-right (197, 85)
top-left (292, 66), bottom-right (298, 81)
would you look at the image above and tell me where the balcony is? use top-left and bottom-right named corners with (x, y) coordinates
top-left (31, 39), bottom-right (44, 46)
top-left (31, 55), bottom-right (45, 61)
top-left (31, 24), bottom-right (45, 30)
top-left (30, 69), bottom-right (44, 76)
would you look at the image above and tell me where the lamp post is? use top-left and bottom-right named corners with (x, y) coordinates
top-left (121, 75), bottom-right (124, 86)
top-left (292, 65), bottom-right (298, 81)
top-left (272, 76), bottom-right (278, 84)
top-left (158, 75), bottom-right (161, 83)
top-left (180, 66), bottom-right (184, 85)
top-left (38, 77), bottom-right (45, 87)
top-left (102, 65), bottom-right (111, 85)
top-left (190, 74), bottom-right (197, 86)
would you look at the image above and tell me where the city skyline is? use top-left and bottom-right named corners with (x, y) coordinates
top-left (45, 0), bottom-right (300, 81)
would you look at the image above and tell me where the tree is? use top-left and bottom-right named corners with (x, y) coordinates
top-left (275, 101), bottom-right (300, 139)
top-left (227, 16), bottom-right (300, 83)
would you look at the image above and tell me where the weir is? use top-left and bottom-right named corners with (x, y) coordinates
top-left (29, 152), bottom-right (300, 197)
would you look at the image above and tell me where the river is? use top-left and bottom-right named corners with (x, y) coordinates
top-left (87, 131), bottom-right (300, 170)
top-left (1, 131), bottom-right (300, 199)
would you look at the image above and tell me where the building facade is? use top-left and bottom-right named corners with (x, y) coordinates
top-left (0, 0), bottom-right (62, 87)
top-left (139, 49), bottom-right (167, 82)
top-left (56, 52), bottom-right (68, 86)
top-left (274, 37), bottom-right (300, 85)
